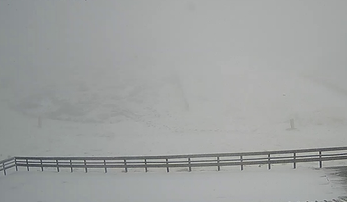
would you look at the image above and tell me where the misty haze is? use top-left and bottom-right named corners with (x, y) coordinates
top-left (1, 0), bottom-right (347, 201)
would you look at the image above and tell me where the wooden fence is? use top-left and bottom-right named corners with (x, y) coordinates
top-left (0, 157), bottom-right (16, 175)
top-left (2, 146), bottom-right (347, 175)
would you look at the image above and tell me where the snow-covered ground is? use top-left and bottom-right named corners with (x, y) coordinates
top-left (1, 67), bottom-right (347, 158)
top-left (1, 68), bottom-right (347, 201)
top-left (1, 168), bottom-right (346, 202)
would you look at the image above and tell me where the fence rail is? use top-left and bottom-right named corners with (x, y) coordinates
top-left (2, 146), bottom-right (347, 175)
top-left (0, 157), bottom-right (16, 175)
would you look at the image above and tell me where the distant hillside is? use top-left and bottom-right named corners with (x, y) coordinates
top-left (2, 65), bottom-right (347, 135)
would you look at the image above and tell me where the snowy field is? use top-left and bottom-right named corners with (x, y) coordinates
top-left (2, 87), bottom-right (347, 201)
top-left (1, 66), bottom-right (347, 159)
top-left (1, 168), bottom-right (346, 202)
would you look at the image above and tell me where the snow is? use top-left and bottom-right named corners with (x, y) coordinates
top-left (1, 168), bottom-right (346, 202)
top-left (1, 75), bottom-right (347, 158)
top-left (1, 50), bottom-right (347, 202)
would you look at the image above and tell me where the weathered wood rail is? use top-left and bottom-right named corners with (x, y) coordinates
top-left (2, 146), bottom-right (347, 175)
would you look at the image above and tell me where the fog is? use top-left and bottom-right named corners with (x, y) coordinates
top-left (3, 3), bottom-right (347, 202)
top-left (1, 0), bottom-right (347, 135)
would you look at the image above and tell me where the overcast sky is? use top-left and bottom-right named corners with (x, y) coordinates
top-left (1, 0), bottom-right (347, 88)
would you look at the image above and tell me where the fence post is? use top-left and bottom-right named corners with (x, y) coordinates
top-left (217, 156), bottom-right (220, 171)
top-left (188, 158), bottom-right (192, 172)
top-left (40, 159), bottom-right (43, 171)
top-left (26, 159), bottom-right (29, 171)
top-left (124, 159), bottom-right (128, 173)
top-left (104, 160), bottom-right (107, 173)
top-left (268, 154), bottom-right (271, 170)
top-left (293, 153), bottom-right (296, 169)
top-left (166, 158), bottom-right (169, 173)
top-left (144, 159), bottom-right (148, 172)
top-left (70, 160), bottom-right (73, 172)
top-left (56, 160), bottom-right (59, 172)
top-left (240, 156), bottom-right (244, 171)
top-left (319, 151), bottom-right (322, 168)
top-left (84, 160), bottom-right (87, 173)
top-left (290, 119), bottom-right (295, 129)
top-left (15, 158), bottom-right (18, 171)
top-left (3, 162), bottom-right (6, 175)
